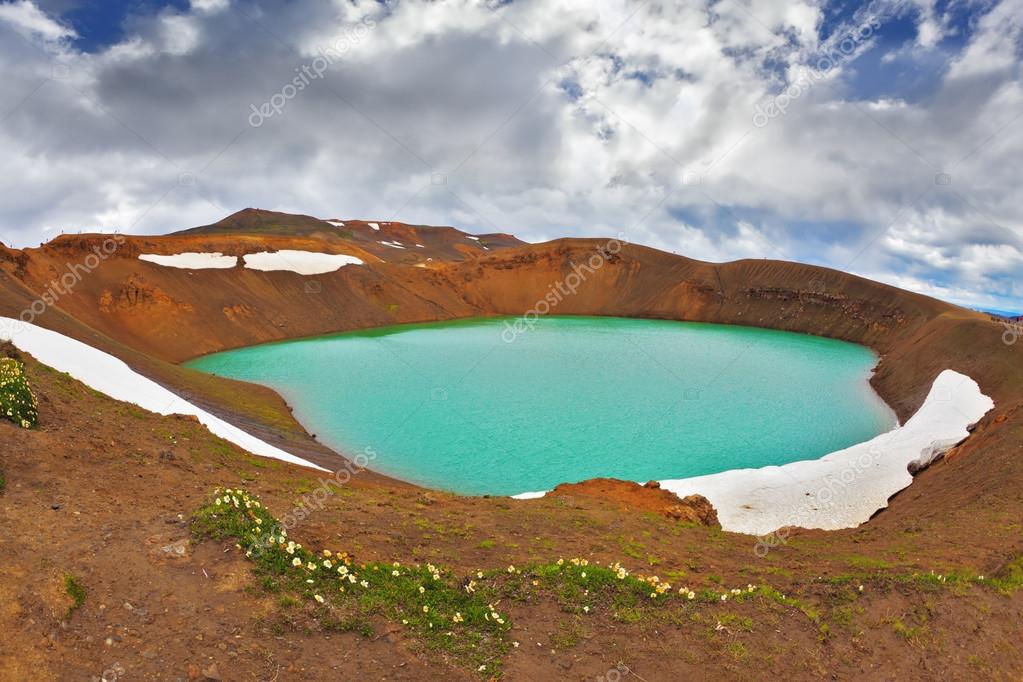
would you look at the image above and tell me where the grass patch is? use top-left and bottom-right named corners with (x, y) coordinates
top-left (550, 619), bottom-right (587, 649)
top-left (0, 358), bottom-right (38, 429)
top-left (726, 641), bottom-right (749, 661)
top-left (991, 556), bottom-right (1023, 595)
top-left (844, 555), bottom-right (892, 571)
top-left (892, 618), bottom-right (925, 641)
top-left (64, 574), bottom-right (87, 617)
top-left (192, 488), bottom-right (511, 675)
top-left (192, 487), bottom-right (992, 674)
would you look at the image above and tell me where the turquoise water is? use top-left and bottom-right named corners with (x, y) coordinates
top-left (186, 316), bottom-right (896, 495)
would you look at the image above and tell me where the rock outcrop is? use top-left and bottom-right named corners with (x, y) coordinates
top-left (547, 478), bottom-right (721, 527)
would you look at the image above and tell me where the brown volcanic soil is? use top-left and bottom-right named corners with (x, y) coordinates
top-left (1, 214), bottom-right (1022, 680)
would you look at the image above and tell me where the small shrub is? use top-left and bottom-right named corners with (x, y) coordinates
top-left (0, 358), bottom-right (38, 429)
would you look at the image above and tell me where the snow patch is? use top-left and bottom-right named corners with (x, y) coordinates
top-left (243, 250), bottom-right (364, 275)
top-left (378, 241), bottom-right (406, 249)
top-left (325, 220), bottom-right (346, 227)
top-left (0, 318), bottom-right (325, 471)
top-left (512, 370), bottom-right (993, 535)
top-left (511, 490), bottom-right (547, 500)
top-left (466, 235), bottom-right (480, 241)
top-left (139, 252), bottom-right (237, 269)
top-left (367, 222), bottom-right (380, 230)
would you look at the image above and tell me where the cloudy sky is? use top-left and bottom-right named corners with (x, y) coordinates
top-left (0, 0), bottom-right (1020, 312)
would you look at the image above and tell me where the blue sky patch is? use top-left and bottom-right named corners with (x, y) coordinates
top-left (35, 0), bottom-right (190, 52)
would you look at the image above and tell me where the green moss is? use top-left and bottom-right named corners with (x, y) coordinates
top-left (64, 574), bottom-right (87, 617)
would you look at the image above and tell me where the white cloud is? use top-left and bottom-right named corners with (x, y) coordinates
top-left (0, 0), bottom-right (74, 43)
top-left (191, 0), bottom-right (230, 14)
top-left (0, 0), bottom-right (1020, 310)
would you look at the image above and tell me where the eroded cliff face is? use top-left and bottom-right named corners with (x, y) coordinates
top-left (99, 274), bottom-right (194, 313)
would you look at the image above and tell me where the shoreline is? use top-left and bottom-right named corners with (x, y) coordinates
top-left (513, 369), bottom-right (994, 535)
top-left (0, 317), bottom-right (328, 472)
top-left (5, 315), bottom-right (993, 538)
top-left (4, 315), bottom-right (994, 536)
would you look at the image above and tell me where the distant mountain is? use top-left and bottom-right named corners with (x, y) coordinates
top-left (972, 306), bottom-right (1022, 320)
top-left (174, 208), bottom-right (333, 236)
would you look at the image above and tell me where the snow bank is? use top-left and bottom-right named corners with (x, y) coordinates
top-left (139, 253), bottom-right (237, 269)
top-left (0, 318), bottom-right (326, 471)
top-left (243, 250), bottom-right (364, 275)
top-left (513, 370), bottom-right (993, 535)
top-left (511, 490), bottom-right (546, 500)
top-left (379, 241), bottom-right (405, 249)
top-left (367, 222), bottom-right (380, 230)
top-left (325, 220), bottom-right (346, 227)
